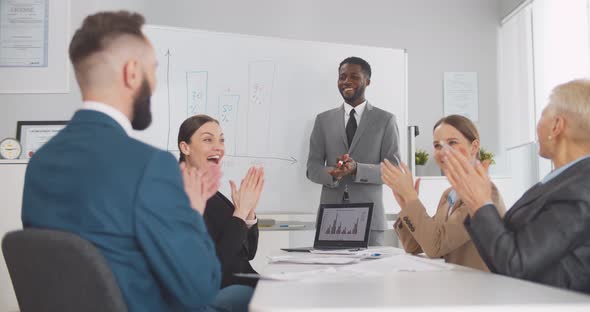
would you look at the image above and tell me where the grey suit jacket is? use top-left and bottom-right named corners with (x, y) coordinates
top-left (306, 102), bottom-right (400, 230)
top-left (465, 157), bottom-right (590, 294)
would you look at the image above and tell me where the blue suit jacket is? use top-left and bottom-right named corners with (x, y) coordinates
top-left (22, 110), bottom-right (221, 311)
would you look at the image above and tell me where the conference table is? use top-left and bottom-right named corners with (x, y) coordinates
top-left (249, 247), bottom-right (590, 311)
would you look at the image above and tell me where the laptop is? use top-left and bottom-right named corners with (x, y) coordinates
top-left (281, 202), bottom-right (374, 252)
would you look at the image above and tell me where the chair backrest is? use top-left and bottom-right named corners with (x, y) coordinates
top-left (2, 229), bottom-right (127, 312)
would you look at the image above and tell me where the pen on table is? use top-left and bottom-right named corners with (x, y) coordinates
top-left (233, 273), bottom-right (263, 279)
top-left (278, 224), bottom-right (305, 228)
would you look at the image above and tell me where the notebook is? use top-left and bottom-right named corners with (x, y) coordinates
top-left (281, 202), bottom-right (374, 252)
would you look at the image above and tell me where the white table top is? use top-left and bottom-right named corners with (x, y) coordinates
top-left (249, 248), bottom-right (590, 311)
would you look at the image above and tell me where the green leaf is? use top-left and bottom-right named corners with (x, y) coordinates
top-left (478, 147), bottom-right (495, 165)
top-left (415, 148), bottom-right (429, 166)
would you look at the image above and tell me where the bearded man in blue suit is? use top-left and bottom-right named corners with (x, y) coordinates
top-left (21, 11), bottom-right (252, 312)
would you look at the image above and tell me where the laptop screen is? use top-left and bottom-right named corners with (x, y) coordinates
top-left (314, 203), bottom-right (373, 249)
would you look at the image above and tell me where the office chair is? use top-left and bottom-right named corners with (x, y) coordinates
top-left (2, 228), bottom-right (127, 312)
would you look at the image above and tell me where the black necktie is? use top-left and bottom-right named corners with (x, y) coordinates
top-left (346, 109), bottom-right (357, 147)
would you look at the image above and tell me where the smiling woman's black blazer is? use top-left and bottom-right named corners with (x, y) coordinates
top-left (203, 192), bottom-right (259, 288)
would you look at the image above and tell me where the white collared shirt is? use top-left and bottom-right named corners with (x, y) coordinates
top-left (343, 100), bottom-right (367, 128)
top-left (447, 189), bottom-right (459, 217)
top-left (82, 101), bottom-right (132, 136)
top-left (541, 154), bottom-right (590, 184)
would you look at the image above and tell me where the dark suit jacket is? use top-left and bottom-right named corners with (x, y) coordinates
top-left (204, 192), bottom-right (258, 288)
top-left (22, 110), bottom-right (222, 311)
top-left (465, 157), bottom-right (590, 293)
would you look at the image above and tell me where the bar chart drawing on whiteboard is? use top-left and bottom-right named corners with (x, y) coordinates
top-left (218, 94), bottom-right (239, 155)
top-left (247, 60), bottom-right (275, 156)
top-left (186, 71), bottom-right (208, 116)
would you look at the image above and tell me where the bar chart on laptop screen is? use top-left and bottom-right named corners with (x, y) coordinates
top-left (318, 208), bottom-right (369, 241)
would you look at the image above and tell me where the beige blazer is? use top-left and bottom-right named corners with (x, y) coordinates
top-left (394, 184), bottom-right (506, 271)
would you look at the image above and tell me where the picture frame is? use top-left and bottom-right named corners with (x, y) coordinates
top-left (0, 0), bottom-right (71, 93)
top-left (16, 121), bottom-right (68, 159)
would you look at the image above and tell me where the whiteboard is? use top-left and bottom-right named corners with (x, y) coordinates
top-left (136, 25), bottom-right (407, 214)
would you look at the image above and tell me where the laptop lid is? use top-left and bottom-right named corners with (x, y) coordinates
top-left (313, 202), bottom-right (373, 250)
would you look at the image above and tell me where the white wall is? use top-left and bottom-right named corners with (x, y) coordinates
top-left (0, 0), bottom-right (504, 176)
top-left (500, 0), bottom-right (528, 18)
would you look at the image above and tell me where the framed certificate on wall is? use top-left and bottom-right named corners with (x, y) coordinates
top-left (16, 120), bottom-right (67, 159)
top-left (0, 0), bottom-right (70, 93)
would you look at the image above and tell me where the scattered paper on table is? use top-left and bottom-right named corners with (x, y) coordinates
top-left (267, 255), bottom-right (362, 265)
top-left (343, 254), bottom-right (454, 274)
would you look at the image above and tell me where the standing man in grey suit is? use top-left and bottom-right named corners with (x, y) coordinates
top-left (307, 56), bottom-right (401, 245)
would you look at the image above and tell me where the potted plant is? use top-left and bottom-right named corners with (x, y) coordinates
top-left (415, 148), bottom-right (429, 176)
top-left (478, 147), bottom-right (495, 165)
